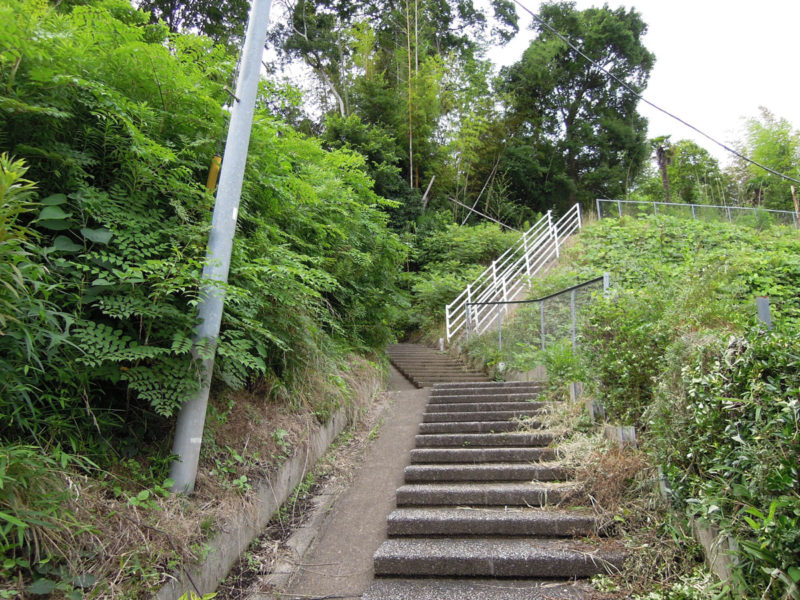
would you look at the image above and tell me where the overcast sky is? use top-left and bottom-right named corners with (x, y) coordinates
top-left (493, 0), bottom-right (800, 167)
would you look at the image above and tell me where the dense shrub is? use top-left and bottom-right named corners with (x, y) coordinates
top-left (0, 0), bottom-right (405, 453)
top-left (461, 214), bottom-right (800, 596)
top-left (651, 328), bottom-right (800, 597)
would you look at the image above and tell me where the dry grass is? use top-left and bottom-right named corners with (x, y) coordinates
top-left (534, 394), bottom-right (705, 595)
top-left (0, 356), bottom-right (385, 599)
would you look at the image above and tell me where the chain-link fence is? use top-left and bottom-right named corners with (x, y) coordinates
top-left (464, 275), bottom-right (607, 369)
top-left (597, 198), bottom-right (800, 229)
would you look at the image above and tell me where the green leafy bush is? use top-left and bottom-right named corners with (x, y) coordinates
top-left (651, 328), bottom-right (800, 598)
top-left (0, 0), bottom-right (406, 453)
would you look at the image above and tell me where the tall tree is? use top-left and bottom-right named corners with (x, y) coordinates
top-left (634, 139), bottom-right (727, 205)
top-left (653, 136), bottom-right (673, 202)
top-left (499, 1), bottom-right (654, 212)
top-left (732, 107), bottom-right (800, 210)
top-left (269, 0), bottom-right (518, 199)
top-left (136, 0), bottom-right (251, 45)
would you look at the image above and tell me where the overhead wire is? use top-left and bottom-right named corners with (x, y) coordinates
top-left (448, 197), bottom-right (520, 231)
top-left (509, 0), bottom-right (800, 187)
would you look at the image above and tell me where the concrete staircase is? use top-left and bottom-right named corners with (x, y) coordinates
top-left (363, 379), bottom-right (625, 600)
top-left (387, 343), bottom-right (489, 388)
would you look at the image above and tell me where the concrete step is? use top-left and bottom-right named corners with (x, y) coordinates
top-left (405, 371), bottom-right (483, 377)
top-left (418, 421), bottom-right (542, 434)
top-left (415, 432), bottom-right (553, 448)
top-left (416, 379), bottom-right (490, 388)
top-left (373, 537), bottom-right (626, 578)
top-left (432, 381), bottom-right (545, 390)
top-left (392, 360), bottom-right (469, 366)
top-left (410, 447), bottom-right (556, 464)
top-left (404, 463), bottom-right (569, 483)
top-left (396, 482), bottom-right (579, 506)
top-left (362, 578), bottom-right (606, 600)
top-left (425, 401), bottom-right (545, 414)
top-left (430, 386), bottom-right (544, 398)
top-left (386, 507), bottom-right (599, 537)
top-left (422, 409), bottom-right (544, 423)
top-left (427, 393), bottom-right (542, 403)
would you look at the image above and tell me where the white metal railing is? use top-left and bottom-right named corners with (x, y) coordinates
top-left (445, 203), bottom-right (583, 341)
top-left (597, 198), bottom-right (800, 229)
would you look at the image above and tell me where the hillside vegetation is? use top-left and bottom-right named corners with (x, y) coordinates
top-left (463, 215), bottom-right (800, 598)
top-left (1, 1), bottom-right (408, 594)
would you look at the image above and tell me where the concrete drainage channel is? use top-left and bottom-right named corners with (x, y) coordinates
top-left (154, 407), bottom-right (355, 600)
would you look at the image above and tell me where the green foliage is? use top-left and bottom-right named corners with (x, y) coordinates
top-left (0, 0), bottom-right (407, 460)
top-left (733, 108), bottom-right (800, 211)
top-left (499, 1), bottom-right (654, 211)
top-left (403, 217), bottom-right (519, 330)
top-left (582, 291), bottom-right (671, 424)
top-left (651, 329), bottom-right (800, 598)
top-left (633, 139), bottom-right (727, 206)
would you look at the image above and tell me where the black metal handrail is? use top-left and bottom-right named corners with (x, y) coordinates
top-left (466, 275), bottom-right (606, 308)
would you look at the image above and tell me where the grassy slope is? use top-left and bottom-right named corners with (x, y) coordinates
top-left (462, 214), bottom-right (800, 598)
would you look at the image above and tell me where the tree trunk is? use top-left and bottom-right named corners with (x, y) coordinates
top-left (656, 145), bottom-right (671, 203)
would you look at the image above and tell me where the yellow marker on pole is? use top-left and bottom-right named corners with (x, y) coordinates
top-left (206, 154), bottom-right (222, 192)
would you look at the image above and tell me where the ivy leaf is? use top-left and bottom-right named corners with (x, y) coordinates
top-left (26, 579), bottom-right (56, 595)
top-left (53, 235), bottom-right (83, 252)
top-left (81, 228), bottom-right (113, 244)
top-left (37, 219), bottom-right (73, 230)
top-left (36, 205), bottom-right (72, 220)
top-left (41, 193), bottom-right (68, 206)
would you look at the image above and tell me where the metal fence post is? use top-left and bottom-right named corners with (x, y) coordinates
top-left (603, 272), bottom-right (610, 297)
top-left (577, 203), bottom-right (583, 228)
top-left (596, 199), bottom-right (602, 219)
top-left (617, 200), bottom-right (623, 218)
top-left (465, 303), bottom-right (472, 342)
top-left (653, 202), bottom-right (658, 216)
top-left (727, 206), bottom-right (732, 223)
top-left (756, 297), bottom-right (772, 330)
top-left (570, 289), bottom-right (577, 353)
top-left (691, 204), bottom-right (697, 220)
top-left (540, 301), bottom-right (546, 350)
top-left (497, 304), bottom-right (503, 352)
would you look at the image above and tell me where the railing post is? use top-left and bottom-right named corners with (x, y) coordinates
top-left (465, 303), bottom-right (472, 342)
top-left (570, 289), bottom-right (577, 353)
top-left (576, 203), bottom-right (582, 228)
top-left (522, 230), bottom-right (532, 286)
top-left (540, 301), bottom-right (546, 350)
top-left (446, 306), bottom-right (451, 341)
top-left (550, 214), bottom-right (560, 258)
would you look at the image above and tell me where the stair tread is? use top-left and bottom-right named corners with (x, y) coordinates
top-left (362, 578), bottom-right (602, 600)
top-left (404, 462), bottom-right (569, 482)
top-left (386, 507), bottom-right (601, 538)
top-left (373, 537), bottom-right (626, 577)
top-left (415, 432), bottom-right (553, 447)
top-left (410, 447), bottom-right (557, 463)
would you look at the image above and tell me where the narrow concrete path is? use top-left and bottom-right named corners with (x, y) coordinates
top-left (279, 366), bottom-right (426, 599)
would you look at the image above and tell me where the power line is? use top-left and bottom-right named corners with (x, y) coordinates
top-left (509, 0), bottom-right (800, 187)
top-left (448, 196), bottom-right (520, 231)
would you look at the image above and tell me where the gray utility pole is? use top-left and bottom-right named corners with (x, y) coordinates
top-left (169, 0), bottom-right (273, 494)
